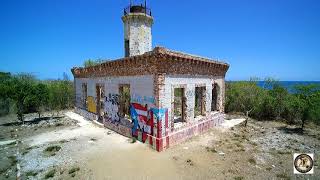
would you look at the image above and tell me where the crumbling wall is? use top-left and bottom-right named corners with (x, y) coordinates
top-left (74, 73), bottom-right (226, 152)
top-left (160, 75), bottom-right (225, 132)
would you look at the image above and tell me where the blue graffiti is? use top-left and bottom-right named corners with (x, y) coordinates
top-left (131, 95), bottom-right (155, 104)
top-left (130, 104), bottom-right (139, 135)
top-left (150, 108), bottom-right (167, 121)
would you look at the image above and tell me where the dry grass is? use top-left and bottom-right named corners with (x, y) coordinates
top-left (131, 137), bottom-right (137, 143)
top-left (205, 146), bottom-right (217, 153)
top-left (26, 170), bottom-right (38, 177)
top-left (234, 176), bottom-right (244, 180)
top-left (277, 150), bottom-right (291, 155)
top-left (248, 158), bottom-right (256, 165)
top-left (68, 167), bottom-right (80, 174)
top-left (44, 145), bottom-right (61, 156)
top-left (44, 145), bottom-right (61, 152)
top-left (276, 172), bottom-right (290, 180)
top-left (8, 155), bottom-right (17, 166)
top-left (45, 169), bottom-right (56, 179)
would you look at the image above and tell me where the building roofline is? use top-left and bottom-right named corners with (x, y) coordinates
top-left (152, 47), bottom-right (229, 66)
top-left (72, 46), bottom-right (229, 70)
top-left (71, 47), bottom-right (229, 78)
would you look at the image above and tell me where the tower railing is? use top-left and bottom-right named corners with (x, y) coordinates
top-left (124, 5), bottom-right (152, 16)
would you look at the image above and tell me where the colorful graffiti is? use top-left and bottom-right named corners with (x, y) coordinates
top-left (130, 102), bottom-right (168, 151)
top-left (133, 104), bottom-right (151, 134)
top-left (105, 94), bottom-right (120, 123)
top-left (150, 108), bottom-right (167, 120)
top-left (130, 103), bottom-right (153, 142)
top-left (87, 96), bottom-right (96, 113)
top-left (131, 94), bottom-right (155, 104)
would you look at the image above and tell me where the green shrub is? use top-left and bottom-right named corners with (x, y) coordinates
top-left (226, 79), bottom-right (320, 131)
top-left (0, 71), bottom-right (74, 121)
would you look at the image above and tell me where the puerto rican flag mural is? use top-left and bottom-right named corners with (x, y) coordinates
top-left (130, 103), bottom-right (153, 142)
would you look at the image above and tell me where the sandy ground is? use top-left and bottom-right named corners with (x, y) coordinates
top-left (1, 111), bottom-right (319, 179)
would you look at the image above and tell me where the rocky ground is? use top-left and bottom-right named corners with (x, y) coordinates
top-left (0, 112), bottom-right (319, 180)
top-left (0, 111), bottom-right (77, 179)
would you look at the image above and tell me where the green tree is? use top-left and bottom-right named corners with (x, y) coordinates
top-left (269, 84), bottom-right (289, 120)
top-left (294, 84), bottom-right (320, 131)
top-left (283, 94), bottom-right (305, 124)
top-left (47, 80), bottom-right (74, 115)
top-left (48, 81), bottom-right (61, 115)
top-left (0, 72), bottom-right (13, 116)
top-left (308, 91), bottom-right (320, 124)
top-left (10, 74), bottom-right (36, 122)
top-left (34, 83), bottom-right (49, 118)
top-left (225, 78), bottom-right (265, 126)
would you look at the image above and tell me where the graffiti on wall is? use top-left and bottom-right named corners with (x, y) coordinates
top-left (130, 103), bottom-right (153, 142)
top-left (152, 107), bottom-right (169, 138)
top-left (131, 94), bottom-right (155, 104)
top-left (186, 90), bottom-right (194, 98)
top-left (130, 102), bottom-right (168, 145)
top-left (87, 96), bottom-right (96, 113)
top-left (105, 93), bottom-right (120, 123)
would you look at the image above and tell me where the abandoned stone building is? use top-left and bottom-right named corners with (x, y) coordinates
top-left (71, 3), bottom-right (229, 152)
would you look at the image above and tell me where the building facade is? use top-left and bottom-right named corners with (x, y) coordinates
top-left (71, 3), bottom-right (229, 152)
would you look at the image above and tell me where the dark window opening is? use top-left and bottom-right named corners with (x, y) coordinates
top-left (119, 84), bottom-right (131, 118)
top-left (125, 39), bottom-right (130, 57)
top-left (195, 87), bottom-right (206, 117)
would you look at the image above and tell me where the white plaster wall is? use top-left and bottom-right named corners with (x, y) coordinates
top-left (161, 75), bottom-right (225, 130)
top-left (74, 75), bottom-right (155, 108)
top-left (74, 78), bottom-right (81, 98)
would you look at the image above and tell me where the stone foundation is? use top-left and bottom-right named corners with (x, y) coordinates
top-left (74, 108), bottom-right (224, 152)
top-left (74, 107), bottom-right (98, 121)
top-left (164, 112), bottom-right (224, 149)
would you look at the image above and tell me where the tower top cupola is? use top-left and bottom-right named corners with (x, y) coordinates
top-left (122, 1), bottom-right (153, 57)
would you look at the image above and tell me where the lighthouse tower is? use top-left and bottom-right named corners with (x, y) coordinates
top-left (122, 1), bottom-right (153, 57)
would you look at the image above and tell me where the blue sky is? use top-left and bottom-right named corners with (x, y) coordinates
top-left (0, 0), bottom-right (319, 81)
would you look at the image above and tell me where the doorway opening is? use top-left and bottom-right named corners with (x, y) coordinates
top-left (211, 83), bottom-right (220, 111)
top-left (195, 86), bottom-right (206, 117)
top-left (119, 84), bottom-right (131, 119)
top-left (96, 84), bottom-right (105, 123)
top-left (173, 88), bottom-right (186, 125)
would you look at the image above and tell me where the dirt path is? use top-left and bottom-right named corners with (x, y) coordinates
top-left (12, 112), bottom-right (320, 179)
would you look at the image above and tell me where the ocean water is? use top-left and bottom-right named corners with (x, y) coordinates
top-left (228, 81), bottom-right (320, 93)
top-left (257, 81), bottom-right (320, 93)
